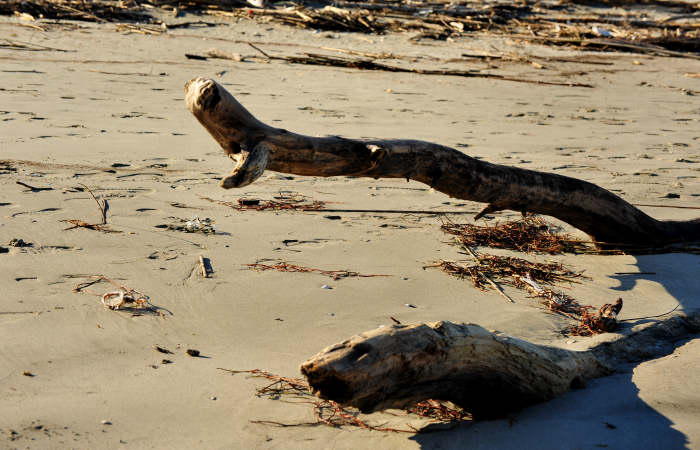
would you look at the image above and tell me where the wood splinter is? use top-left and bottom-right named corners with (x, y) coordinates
top-left (199, 255), bottom-right (208, 278)
top-left (185, 77), bottom-right (698, 249)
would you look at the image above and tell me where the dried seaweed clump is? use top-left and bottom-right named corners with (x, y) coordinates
top-left (437, 255), bottom-right (586, 291)
top-left (200, 192), bottom-right (326, 211)
top-left (218, 368), bottom-right (470, 432)
top-left (246, 261), bottom-right (389, 281)
top-left (441, 216), bottom-right (592, 254)
top-left (570, 298), bottom-right (623, 336)
top-left (435, 254), bottom-right (623, 335)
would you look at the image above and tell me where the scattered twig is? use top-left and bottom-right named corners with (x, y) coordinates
top-left (0, 38), bottom-right (71, 52)
top-left (460, 244), bottom-right (514, 303)
top-left (621, 302), bottom-right (680, 322)
top-left (62, 184), bottom-right (117, 232)
top-left (62, 219), bottom-right (118, 232)
top-left (217, 368), bottom-right (470, 432)
top-left (200, 193), bottom-right (326, 211)
top-left (199, 255), bottom-right (208, 278)
top-left (79, 183), bottom-right (108, 224)
top-left (247, 46), bottom-right (594, 88)
top-left (246, 261), bottom-right (389, 281)
top-left (16, 181), bottom-right (53, 192)
top-left (634, 203), bottom-right (700, 210)
top-left (614, 272), bottom-right (656, 275)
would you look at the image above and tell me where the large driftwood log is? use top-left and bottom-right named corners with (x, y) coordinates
top-left (185, 77), bottom-right (700, 248)
top-left (300, 316), bottom-right (700, 419)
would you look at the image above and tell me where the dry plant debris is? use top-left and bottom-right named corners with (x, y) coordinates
top-left (16, 180), bottom-right (53, 192)
top-left (246, 44), bottom-right (594, 88)
top-left (4, 1), bottom-right (697, 59)
top-left (62, 184), bottom-right (119, 233)
top-left (433, 240), bottom-right (623, 336)
top-left (246, 261), bottom-right (389, 281)
top-left (572, 298), bottom-right (624, 336)
top-left (218, 368), bottom-right (470, 432)
top-left (0, 0), bottom-right (150, 23)
top-left (436, 255), bottom-right (587, 291)
top-left (71, 275), bottom-right (164, 316)
top-left (62, 219), bottom-right (115, 232)
top-left (436, 256), bottom-right (620, 335)
top-left (200, 192), bottom-right (326, 211)
top-left (441, 216), bottom-right (594, 254)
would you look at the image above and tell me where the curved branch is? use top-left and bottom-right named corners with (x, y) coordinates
top-left (185, 77), bottom-right (699, 248)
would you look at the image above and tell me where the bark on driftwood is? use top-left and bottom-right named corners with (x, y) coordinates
top-left (300, 316), bottom-right (700, 419)
top-left (184, 77), bottom-right (700, 248)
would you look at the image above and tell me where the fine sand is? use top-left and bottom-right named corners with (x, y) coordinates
top-left (1, 12), bottom-right (699, 449)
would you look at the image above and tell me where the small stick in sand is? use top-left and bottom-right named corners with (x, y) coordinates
top-left (79, 183), bottom-right (108, 224)
top-left (16, 181), bottom-right (53, 192)
top-left (199, 255), bottom-right (208, 278)
top-left (460, 242), bottom-right (514, 303)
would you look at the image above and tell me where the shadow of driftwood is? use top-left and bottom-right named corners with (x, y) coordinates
top-left (412, 252), bottom-right (699, 449)
top-left (610, 253), bottom-right (700, 319)
top-left (411, 370), bottom-right (687, 449)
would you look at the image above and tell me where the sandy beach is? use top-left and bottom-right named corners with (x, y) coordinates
top-left (1, 4), bottom-right (700, 448)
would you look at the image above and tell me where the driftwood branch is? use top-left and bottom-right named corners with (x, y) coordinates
top-left (300, 316), bottom-right (700, 419)
top-left (185, 77), bottom-right (700, 248)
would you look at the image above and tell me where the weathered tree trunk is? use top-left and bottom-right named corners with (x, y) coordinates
top-left (184, 77), bottom-right (700, 248)
top-left (299, 315), bottom-right (700, 419)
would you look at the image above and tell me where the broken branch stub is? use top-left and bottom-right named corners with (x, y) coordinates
top-left (185, 77), bottom-right (699, 248)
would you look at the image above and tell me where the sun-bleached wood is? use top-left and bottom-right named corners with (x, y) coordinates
top-left (185, 77), bottom-right (699, 248)
top-left (299, 316), bottom-right (700, 418)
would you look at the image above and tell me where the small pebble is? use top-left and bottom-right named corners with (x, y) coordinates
top-left (404, 303), bottom-right (416, 308)
top-left (22, 371), bottom-right (34, 377)
top-left (186, 349), bottom-right (200, 357)
top-left (210, 396), bottom-right (217, 401)
top-left (101, 420), bottom-right (112, 425)
top-left (321, 284), bottom-right (332, 290)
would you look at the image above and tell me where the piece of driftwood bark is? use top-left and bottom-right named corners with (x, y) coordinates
top-left (185, 77), bottom-right (700, 248)
top-left (300, 315), bottom-right (700, 419)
